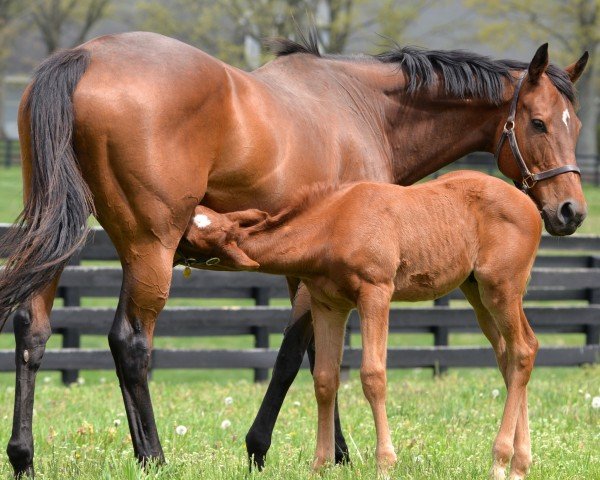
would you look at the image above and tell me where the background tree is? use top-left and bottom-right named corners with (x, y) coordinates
top-left (0, 0), bottom-right (27, 138)
top-left (135, 0), bottom-right (428, 69)
top-left (31, 0), bottom-right (112, 54)
top-left (464, 0), bottom-right (599, 159)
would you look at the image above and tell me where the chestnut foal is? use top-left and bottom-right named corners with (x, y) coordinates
top-left (178, 171), bottom-right (541, 479)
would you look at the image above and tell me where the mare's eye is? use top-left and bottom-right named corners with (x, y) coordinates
top-left (531, 119), bottom-right (547, 133)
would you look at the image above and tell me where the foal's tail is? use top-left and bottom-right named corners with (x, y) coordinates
top-left (0, 48), bottom-right (94, 325)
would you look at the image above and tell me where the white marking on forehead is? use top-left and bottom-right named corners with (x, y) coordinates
top-left (562, 108), bottom-right (570, 130)
top-left (193, 214), bottom-right (212, 229)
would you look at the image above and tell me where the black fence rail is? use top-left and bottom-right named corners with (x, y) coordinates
top-left (1, 224), bottom-right (600, 383)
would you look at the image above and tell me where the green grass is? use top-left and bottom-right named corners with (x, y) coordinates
top-left (0, 367), bottom-right (598, 479)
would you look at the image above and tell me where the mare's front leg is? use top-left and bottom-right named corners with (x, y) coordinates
top-left (310, 298), bottom-right (349, 471)
top-left (245, 281), bottom-right (350, 469)
top-left (357, 284), bottom-right (397, 473)
top-left (7, 278), bottom-right (59, 478)
top-left (108, 241), bottom-right (176, 464)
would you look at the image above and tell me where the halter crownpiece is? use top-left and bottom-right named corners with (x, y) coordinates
top-left (494, 71), bottom-right (580, 192)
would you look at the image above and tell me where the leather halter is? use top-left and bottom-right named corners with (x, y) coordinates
top-left (494, 71), bottom-right (580, 192)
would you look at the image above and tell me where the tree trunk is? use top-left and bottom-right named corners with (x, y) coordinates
top-left (0, 68), bottom-right (6, 140)
top-left (575, 51), bottom-right (598, 163)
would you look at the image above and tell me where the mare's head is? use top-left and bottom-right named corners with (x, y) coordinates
top-left (180, 207), bottom-right (268, 270)
top-left (495, 44), bottom-right (589, 236)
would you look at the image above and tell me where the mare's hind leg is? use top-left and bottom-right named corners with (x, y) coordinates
top-left (246, 281), bottom-right (349, 469)
top-left (461, 279), bottom-right (537, 480)
top-left (108, 240), bottom-right (177, 464)
top-left (7, 276), bottom-right (60, 478)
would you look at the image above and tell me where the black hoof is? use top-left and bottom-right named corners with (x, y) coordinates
top-left (335, 446), bottom-right (351, 465)
top-left (248, 452), bottom-right (266, 472)
top-left (13, 465), bottom-right (34, 479)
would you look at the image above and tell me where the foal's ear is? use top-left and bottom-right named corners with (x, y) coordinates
top-left (224, 209), bottom-right (269, 227)
top-left (565, 51), bottom-right (589, 84)
top-left (528, 43), bottom-right (549, 84)
top-left (221, 241), bottom-right (260, 270)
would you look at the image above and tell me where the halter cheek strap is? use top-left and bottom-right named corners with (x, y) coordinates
top-left (494, 71), bottom-right (580, 192)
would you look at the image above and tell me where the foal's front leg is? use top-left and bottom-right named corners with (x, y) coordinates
top-left (310, 299), bottom-right (349, 470)
top-left (357, 284), bottom-right (397, 473)
top-left (245, 282), bottom-right (349, 469)
top-left (480, 290), bottom-right (538, 480)
top-left (461, 281), bottom-right (535, 479)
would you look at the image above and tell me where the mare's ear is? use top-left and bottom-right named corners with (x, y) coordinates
top-left (528, 43), bottom-right (549, 84)
top-left (225, 209), bottom-right (269, 227)
top-left (565, 51), bottom-right (589, 84)
top-left (221, 241), bottom-right (260, 270)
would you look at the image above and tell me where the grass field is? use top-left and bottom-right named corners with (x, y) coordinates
top-left (0, 165), bottom-right (599, 478)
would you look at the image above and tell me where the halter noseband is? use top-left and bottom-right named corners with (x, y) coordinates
top-left (494, 71), bottom-right (580, 192)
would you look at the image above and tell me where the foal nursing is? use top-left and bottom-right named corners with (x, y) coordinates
top-left (181, 171), bottom-right (541, 479)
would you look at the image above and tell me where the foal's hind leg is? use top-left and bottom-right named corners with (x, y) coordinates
top-left (108, 240), bottom-right (177, 464)
top-left (7, 276), bottom-right (59, 478)
top-left (461, 281), bottom-right (537, 480)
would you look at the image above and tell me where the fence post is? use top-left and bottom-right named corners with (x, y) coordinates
top-left (59, 254), bottom-right (82, 385)
top-left (433, 295), bottom-right (450, 375)
top-left (586, 256), bottom-right (600, 346)
top-left (340, 322), bottom-right (351, 382)
top-left (4, 140), bottom-right (13, 168)
top-left (252, 287), bottom-right (270, 382)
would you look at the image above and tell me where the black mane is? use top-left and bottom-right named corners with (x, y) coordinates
top-left (268, 38), bottom-right (575, 105)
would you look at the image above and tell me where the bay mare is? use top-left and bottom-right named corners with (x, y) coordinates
top-left (180, 170), bottom-right (542, 479)
top-left (0, 31), bottom-right (588, 476)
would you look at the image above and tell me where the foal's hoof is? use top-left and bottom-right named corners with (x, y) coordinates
top-left (376, 449), bottom-right (397, 478)
top-left (312, 456), bottom-right (333, 472)
top-left (490, 464), bottom-right (507, 480)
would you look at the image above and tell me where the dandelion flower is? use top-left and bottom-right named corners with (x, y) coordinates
top-left (584, 393), bottom-right (591, 400)
top-left (293, 401), bottom-right (301, 407)
top-left (592, 397), bottom-right (600, 410)
top-left (77, 377), bottom-right (85, 385)
top-left (224, 396), bottom-right (233, 406)
top-left (491, 389), bottom-right (500, 399)
top-left (221, 419), bottom-right (231, 429)
top-left (114, 419), bottom-right (121, 427)
top-left (175, 425), bottom-right (188, 436)
top-left (43, 376), bottom-right (51, 384)
top-left (99, 377), bottom-right (106, 384)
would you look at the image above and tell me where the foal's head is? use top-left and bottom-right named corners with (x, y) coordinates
top-left (495, 44), bottom-right (589, 236)
top-left (181, 207), bottom-right (268, 270)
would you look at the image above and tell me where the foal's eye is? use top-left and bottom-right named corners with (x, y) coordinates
top-left (531, 119), bottom-right (547, 133)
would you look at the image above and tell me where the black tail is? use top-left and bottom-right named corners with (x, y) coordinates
top-left (0, 48), bottom-right (94, 324)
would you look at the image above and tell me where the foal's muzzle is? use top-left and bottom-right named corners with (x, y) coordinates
top-left (541, 199), bottom-right (587, 236)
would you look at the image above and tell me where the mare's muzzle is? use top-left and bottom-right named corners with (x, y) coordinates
top-left (541, 199), bottom-right (587, 236)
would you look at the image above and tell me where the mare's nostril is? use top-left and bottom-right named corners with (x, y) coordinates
top-left (559, 201), bottom-right (576, 224)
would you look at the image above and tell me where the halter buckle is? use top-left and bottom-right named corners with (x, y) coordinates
top-left (503, 120), bottom-right (515, 133)
top-left (521, 175), bottom-right (537, 190)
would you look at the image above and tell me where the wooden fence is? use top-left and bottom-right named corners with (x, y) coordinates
top-left (0, 224), bottom-right (599, 384)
